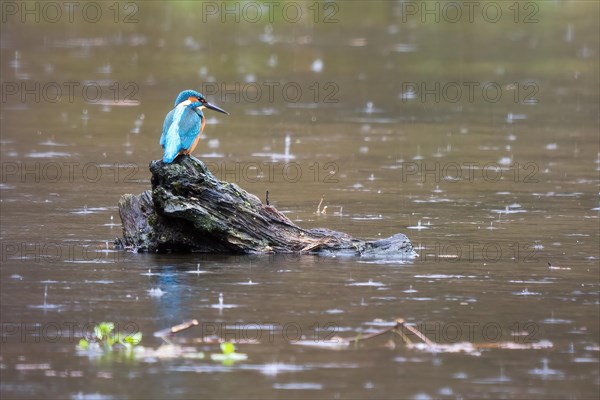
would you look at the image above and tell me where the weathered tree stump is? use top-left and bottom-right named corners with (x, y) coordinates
top-left (117, 156), bottom-right (416, 259)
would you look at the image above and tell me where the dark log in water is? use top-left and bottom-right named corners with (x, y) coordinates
top-left (117, 156), bottom-right (416, 258)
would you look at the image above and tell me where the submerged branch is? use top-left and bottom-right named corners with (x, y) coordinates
top-left (149, 317), bottom-right (553, 355)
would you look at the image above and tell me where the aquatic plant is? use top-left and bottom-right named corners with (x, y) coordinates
top-left (210, 342), bottom-right (248, 365)
top-left (78, 322), bottom-right (142, 353)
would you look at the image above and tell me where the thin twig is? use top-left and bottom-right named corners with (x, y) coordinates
top-left (392, 327), bottom-right (413, 345)
top-left (154, 319), bottom-right (199, 338)
top-left (351, 320), bottom-right (403, 343)
top-left (316, 196), bottom-right (324, 214)
top-left (401, 322), bottom-right (435, 346)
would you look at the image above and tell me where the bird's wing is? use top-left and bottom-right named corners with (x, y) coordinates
top-left (160, 108), bottom-right (176, 147)
top-left (162, 105), bottom-right (188, 163)
top-left (161, 104), bottom-right (202, 163)
top-left (177, 107), bottom-right (202, 151)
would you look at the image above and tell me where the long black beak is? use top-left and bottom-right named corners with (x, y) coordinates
top-left (205, 101), bottom-right (229, 115)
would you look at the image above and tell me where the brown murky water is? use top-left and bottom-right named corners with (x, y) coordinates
top-left (1, 1), bottom-right (599, 399)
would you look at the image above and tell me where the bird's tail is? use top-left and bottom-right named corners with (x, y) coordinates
top-left (162, 125), bottom-right (181, 163)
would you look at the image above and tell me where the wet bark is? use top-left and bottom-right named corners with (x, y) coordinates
top-left (117, 156), bottom-right (416, 258)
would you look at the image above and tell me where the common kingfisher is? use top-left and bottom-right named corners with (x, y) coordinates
top-left (160, 89), bottom-right (229, 163)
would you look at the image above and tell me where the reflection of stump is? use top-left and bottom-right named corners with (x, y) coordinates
top-left (117, 156), bottom-right (416, 258)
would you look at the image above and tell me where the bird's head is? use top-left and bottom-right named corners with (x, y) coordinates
top-left (173, 89), bottom-right (229, 115)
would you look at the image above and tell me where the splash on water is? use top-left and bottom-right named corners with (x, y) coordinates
top-left (404, 285), bottom-right (417, 293)
top-left (513, 288), bottom-right (541, 296)
top-left (148, 288), bottom-right (165, 297)
top-left (211, 292), bottom-right (238, 309)
top-left (186, 264), bottom-right (210, 274)
top-left (347, 279), bottom-right (386, 287)
top-left (141, 269), bottom-right (162, 276)
top-left (236, 279), bottom-right (258, 285)
top-left (26, 151), bottom-right (72, 158)
top-left (492, 205), bottom-right (527, 214)
top-left (407, 220), bottom-right (429, 230)
top-left (252, 134), bottom-right (295, 161)
top-left (528, 358), bottom-right (565, 379)
top-left (272, 382), bottom-right (323, 390)
top-left (29, 285), bottom-right (63, 310)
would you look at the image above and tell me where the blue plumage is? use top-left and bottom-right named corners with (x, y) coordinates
top-left (160, 89), bottom-right (229, 163)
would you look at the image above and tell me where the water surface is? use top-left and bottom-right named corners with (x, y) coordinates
top-left (1, 1), bottom-right (599, 399)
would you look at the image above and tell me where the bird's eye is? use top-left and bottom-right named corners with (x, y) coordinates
top-left (201, 99), bottom-right (207, 104)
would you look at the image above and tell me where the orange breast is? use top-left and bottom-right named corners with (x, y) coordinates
top-left (186, 117), bottom-right (205, 155)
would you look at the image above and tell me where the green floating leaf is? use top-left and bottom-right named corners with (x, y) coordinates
top-left (220, 342), bottom-right (235, 355)
top-left (99, 322), bottom-right (115, 335)
top-left (124, 332), bottom-right (143, 345)
top-left (95, 322), bottom-right (115, 340)
top-left (81, 322), bottom-right (143, 355)
top-left (94, 326), bottom-right (103, 340)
